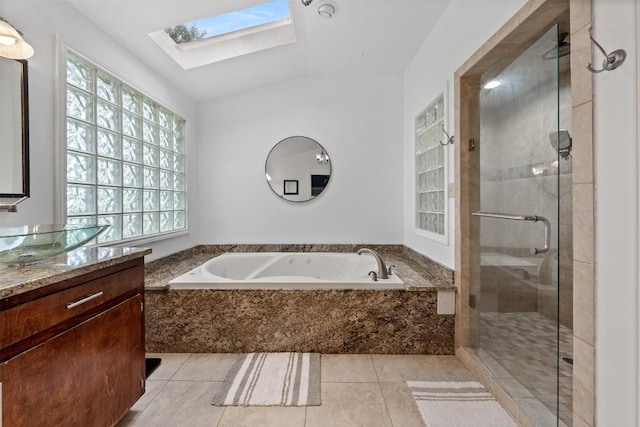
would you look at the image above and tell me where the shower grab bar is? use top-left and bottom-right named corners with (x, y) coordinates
top-left (472, 212), bottom-right (550, 255)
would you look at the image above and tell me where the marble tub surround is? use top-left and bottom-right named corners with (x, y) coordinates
top-left (144, 244), bottom-right (455, 355)
top-left (0, 246), bottom-right (151, 299)
top-left (144, 244), bottom-right (454, 290)
top-left (145, 288), bottom-right (454, 355)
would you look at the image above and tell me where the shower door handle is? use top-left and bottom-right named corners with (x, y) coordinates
top-left (472, 212), bottom-right (550, 255)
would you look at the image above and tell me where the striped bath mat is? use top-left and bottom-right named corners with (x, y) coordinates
top-left (408, 381), bottom-right (517, 426)
top-left (212, 352), bottom-right (321, 406)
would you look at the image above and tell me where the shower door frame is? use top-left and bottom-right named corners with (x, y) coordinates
top-left (452, 0), bottom-right (584, 425)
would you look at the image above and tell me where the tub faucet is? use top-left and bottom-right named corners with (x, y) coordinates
top-left (357, 248), bottom-right (389, 279)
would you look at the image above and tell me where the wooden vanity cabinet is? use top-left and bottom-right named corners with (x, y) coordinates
top-left (0, 258), bottom-right (146, 427)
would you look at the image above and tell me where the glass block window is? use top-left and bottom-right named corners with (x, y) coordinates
top-left (65, 53), bottom-right (186, 243)
top-left (416, 94), bottom-right (446, 237)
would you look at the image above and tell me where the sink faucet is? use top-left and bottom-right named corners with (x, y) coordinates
top-left (357, 248), bottom-right (389, 279)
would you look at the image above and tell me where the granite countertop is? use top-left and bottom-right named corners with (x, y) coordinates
top-left (144, 245), bottom-right (456, 292)
top-left (0, 246), bottom-right (151, 300)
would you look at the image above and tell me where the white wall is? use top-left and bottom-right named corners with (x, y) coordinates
top-left (0, 0), bottom-right (199, 260)
top-left (197, 75), bottom-right (403, 244)
top-left (402, 0), bottom-right (528, 268)
top-left (593, 0), bottom-right (639, 424)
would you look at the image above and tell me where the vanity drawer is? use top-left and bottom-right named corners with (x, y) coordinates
top-left (0, 265), bottom-right (142, 350)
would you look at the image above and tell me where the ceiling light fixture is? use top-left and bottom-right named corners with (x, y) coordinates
top-left (316, 150), bottom-right (329, 165)
top-left (0, 17), bottom-right (34, 59)
top-left (483, 80), bottom-right (501, 89)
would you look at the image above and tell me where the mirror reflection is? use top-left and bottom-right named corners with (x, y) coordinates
top-left (265, 136), bottom-right (331, 202)
top-left (0, 57), bottom-right (29, 197)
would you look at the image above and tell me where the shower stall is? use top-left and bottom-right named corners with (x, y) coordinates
top-left (471, 23), bottom-right (573, 426)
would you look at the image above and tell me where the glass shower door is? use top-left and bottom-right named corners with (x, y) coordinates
top-left (476, 24), bottom-right (572, 426)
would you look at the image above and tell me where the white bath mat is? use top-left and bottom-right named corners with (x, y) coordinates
top-left (212, 352), bottom-right (321, 406)
top-left (408, 381), bottom-right (517, 427)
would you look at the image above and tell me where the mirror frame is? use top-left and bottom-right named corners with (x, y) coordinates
top-left (0, 59), bottom-right (29, 198)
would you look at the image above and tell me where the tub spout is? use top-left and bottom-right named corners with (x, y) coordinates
top-left (357, 248), bottom-right (389, 279)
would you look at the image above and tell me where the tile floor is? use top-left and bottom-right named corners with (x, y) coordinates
top-left (480, 312), bottom-right (573, 426)
top-left (117, 353), bottom-right (485, 427)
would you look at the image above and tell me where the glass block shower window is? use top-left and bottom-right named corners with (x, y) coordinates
top-left (416, 94), bottom-right (446, 237)
top-left (66, 53), bottom-right (187, 244)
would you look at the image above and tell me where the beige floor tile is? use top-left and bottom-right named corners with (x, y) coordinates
top-left (145, 353), bottom-right (191, 380)
top-left (117, 381), bottom-right (168, 427)
top-left (128, 381), bottom-right (224, 427)
top-left (124, 353), bottom-right (541, 427)
top-left (372, 355), bottom-right (432, 382)
top-left (217, 406), bottom-right (306, 427)
top-left (500, 379), bottom-right (536, 399)
top-left (379, 382), bottom-right (425, 427)
top-left (372, 355), bottom-right (475, 382)
top-left (474, 348), bottom-right (515, 379)
top-left (321, 354), bottom-right (378, 383)
top-left (429, 355), bottom-right (479, 380)
top-left (516, 397), bottom-right (560, 427)
top-left (172, 353), bottom-right (239, 381)
top-left (306, 382), bottom-right (393, 427)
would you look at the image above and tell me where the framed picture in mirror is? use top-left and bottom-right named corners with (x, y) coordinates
top-left (283, 180), bottom-right (298, 195)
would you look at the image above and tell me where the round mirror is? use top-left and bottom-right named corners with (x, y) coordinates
top-left (265, 136), bottom-right (331, 202)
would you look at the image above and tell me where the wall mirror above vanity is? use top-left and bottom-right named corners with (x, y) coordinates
top-left (0, 57), bottom-right (29, 200)
top-left (265, 136), bottom-right (331, 203)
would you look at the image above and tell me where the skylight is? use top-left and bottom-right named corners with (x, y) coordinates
top-left (165, 0), bottom-right (291, 44)
top-left (149, 0), bottom-right (296, 69)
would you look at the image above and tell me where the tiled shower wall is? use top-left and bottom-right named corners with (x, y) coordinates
top-left (569, 0), bottom-right (595, 424)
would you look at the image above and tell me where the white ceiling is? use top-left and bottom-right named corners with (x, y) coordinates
top-left (67, 0), bottom-right (451, 102)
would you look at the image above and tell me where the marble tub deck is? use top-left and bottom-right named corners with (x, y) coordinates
top-left (144, 244), bottom-right (455, 290)
top-left (144, 245), bottom-right (456, 355)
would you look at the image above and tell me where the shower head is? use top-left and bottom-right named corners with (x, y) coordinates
top-left (543, 33), bottom-right (570, 59)
top-left (555, 41), bottom-right (571, 57)
top-left (549, 129), bottom-right (572, 159)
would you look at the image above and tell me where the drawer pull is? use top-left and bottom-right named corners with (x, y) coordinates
top-left (66, 291), bottom-right (104, 310)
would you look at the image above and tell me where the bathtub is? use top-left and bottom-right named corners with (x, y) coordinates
top-left (168, 252), bottom-right (404, 290)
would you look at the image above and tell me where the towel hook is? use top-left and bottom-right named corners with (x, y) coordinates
top-left (587, 27), bottom-right (626, 73)
top-left (440, 124), bottom-right (455, 146)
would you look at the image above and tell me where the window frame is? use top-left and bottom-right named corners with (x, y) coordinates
top-left (415, 90), bottom-right (449, 244)
top-left (58, 44), bottom-right (189, 246)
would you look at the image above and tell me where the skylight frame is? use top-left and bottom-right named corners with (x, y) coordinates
top-left (149, 0), bottom-right (296, 69)
top-left (167, 0), bottom-right (292, 45)
top-left (176, 17), bottom-right (293, 52)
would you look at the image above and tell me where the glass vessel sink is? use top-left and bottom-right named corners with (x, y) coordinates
top-left (0, 224), bottom-right (109, 265)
